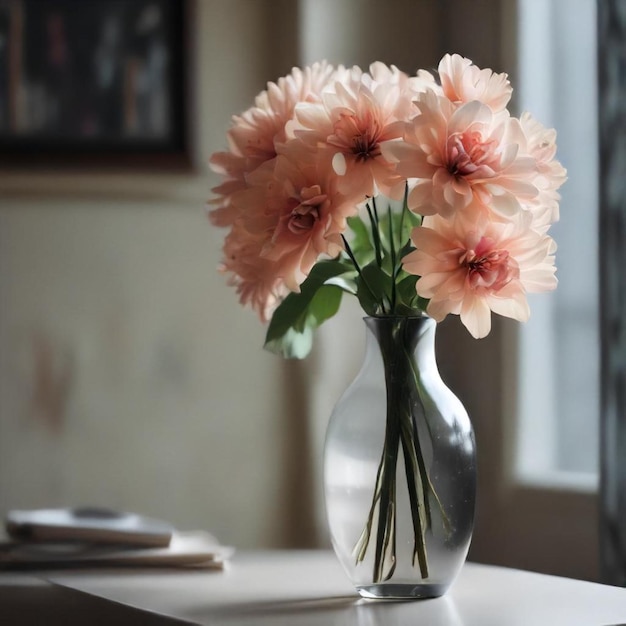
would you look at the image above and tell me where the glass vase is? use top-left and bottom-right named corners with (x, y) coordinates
top-left (323, 316), bottom-right (476, 599)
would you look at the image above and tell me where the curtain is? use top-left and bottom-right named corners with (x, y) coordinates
top-left (599, 0), bottom-right (626, 586)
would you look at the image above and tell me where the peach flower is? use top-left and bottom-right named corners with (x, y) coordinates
top-left (382, 90), bottom-right (539, 219)
top-left (402, 211), bottom-right (557, 338)
top-left (519, 112), bottom-right (567, 232)
top-left (437, 53), bottom-right (512, 112)
top-left (367, 61), bottom-right (439, 97)
top-left (208, 62), bottom-right (337, 227)
top-left (228, 154), bottom-right (357, 295)
top-left (292, 63), bottom-right (435, 200)
top-left (219, 223), bottom-right (288, 322)
top-left (208, 56), bottom-right (565, 336)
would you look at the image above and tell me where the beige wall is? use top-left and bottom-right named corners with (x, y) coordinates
top-left (0, 1), bottom-right (305, 549)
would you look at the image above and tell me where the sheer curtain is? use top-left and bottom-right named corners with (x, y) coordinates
top-left (515, 0), bottom-right (599, 487)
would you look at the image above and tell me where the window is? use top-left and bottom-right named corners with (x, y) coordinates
top-left (514, 0), bottom-right (599, 490)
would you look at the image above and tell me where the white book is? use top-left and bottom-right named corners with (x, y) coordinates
top-left (5, 508), bottom-right (175, 547)
top-left (0, 530), bottom-right (234, 569)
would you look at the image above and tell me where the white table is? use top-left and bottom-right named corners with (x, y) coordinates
top-left (2, 551), bottom-right (626, 625)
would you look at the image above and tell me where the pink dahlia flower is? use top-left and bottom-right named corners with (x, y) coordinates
top-left (219, 223), bottom-right (288, 323)
top-left (402, 212), bottom-right (557, 338)
top-left (437, 53), bottom-right (512, 113)
top-left (519, 112), bottom-right (567, 232)
top-left (208, 62), bottom-right (337, 227)
top-left (367, 61), bottom-right (439, 99)
top-left (382, 90), bottom-right (538, 219)
top-left (292, 63), bottom-right (433, 201)
top-left (228, 154), bottom-right (357, 295)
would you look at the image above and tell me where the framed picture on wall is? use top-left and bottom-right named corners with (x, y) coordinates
top-left (0, 0), bottom-right (189, 169)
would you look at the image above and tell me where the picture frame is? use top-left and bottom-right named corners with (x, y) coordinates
top-left (0, 0), bottom-right (190, 169)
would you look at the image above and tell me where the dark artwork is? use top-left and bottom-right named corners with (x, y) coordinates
top-left (0, 0), bottom-right (186, 162)
top-left (599, 0), bottom-right (626, 585)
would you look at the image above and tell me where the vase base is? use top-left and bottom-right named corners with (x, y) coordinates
top-left (356, 583), bottom-right (448, 600)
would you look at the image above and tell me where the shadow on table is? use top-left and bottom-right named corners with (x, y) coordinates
top-left (0, 581), bottom-right (194, 626)
top-left (186, 593), bottom-right (462, 626)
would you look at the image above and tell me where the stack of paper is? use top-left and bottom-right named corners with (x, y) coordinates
top-left (1, 508), bottom-right (233, 569)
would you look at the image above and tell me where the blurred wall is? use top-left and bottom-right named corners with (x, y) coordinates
top-left (0, 0), bottom-right (512, 550)
top-left (0, 0), bottom-right (308, 549)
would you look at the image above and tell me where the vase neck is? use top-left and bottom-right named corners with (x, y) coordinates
top-left (364, 316), bottom-right (436, 357)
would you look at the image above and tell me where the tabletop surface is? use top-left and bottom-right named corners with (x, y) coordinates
top-left (2, 550), bottom-right (626, 625)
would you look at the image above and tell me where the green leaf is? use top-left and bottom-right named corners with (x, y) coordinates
top-left (263, 260), bottom-right (352, 359)
top-left (265, 259), bottom-right (349, 344)
top-left (356, 262), bottom-right (392, 315)
top-left (264, 326), bottom-right (314, 359)
top-left (400, 206), bottom-right (421, 239)
top-left (346, 215), bottom-right (371, 252)
top-left (356, 283), bottom-right (379, 316)
top-left (325, 274), bottom-right (357, 294)
top-left (393, 273), bottom-right (422, 314)
top-left (396, 273), bottom-right (419, 307)
top-left (392, 274), bottom-right (429, 314)
top-left (264, 287), bottom-right (342, 359)
top-left (416, 295), bottom-right (430, 312)
top-left (307, 285), bottom-right (343, 327)
top-left (345, 216), bottom-right (375, 268)
top-left (397, 240), bottom-right (416, 262)
top-left (362, 263), bottom-right (392, 299)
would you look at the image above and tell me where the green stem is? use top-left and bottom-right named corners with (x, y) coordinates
top-left (399, 183), bottom-right (409, 239)
top-left (365, 200), bottom-right (383, 267)
top-left (400, 414), bottom-right (429, 577)
top-left (354, 449), bottom-right (385, 563)
top-left (387, 205), bottom-right (397, 311)
top-left (373, 433), bottom-right (398, 582)
top-left (353, 317), bottom-right (451, 584)
top-left (406, 347), bottom-right (452, 534)
top-left (341, 235), bottom-right (385, 312)
top-left (371, 195), bottom-right (380, 227)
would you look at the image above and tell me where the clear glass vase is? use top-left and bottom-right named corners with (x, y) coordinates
top-left (323, 316), bottom-right (476, 599)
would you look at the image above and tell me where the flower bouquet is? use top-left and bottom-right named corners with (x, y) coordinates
top-left (208, 54), bottom-right (565, 592)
